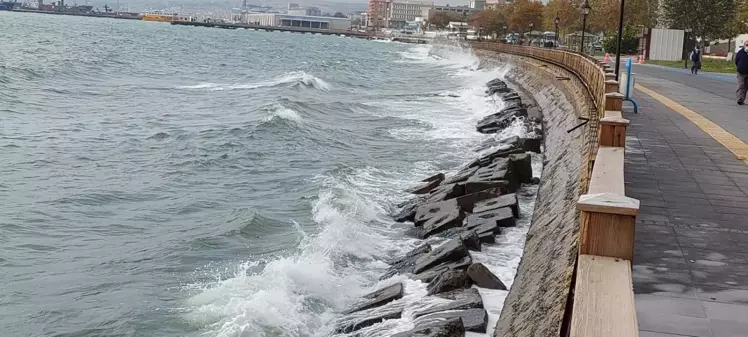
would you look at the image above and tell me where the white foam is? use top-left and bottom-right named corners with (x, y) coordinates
top-left (182, 43), bottom-right (537, 337)
top-left (178, 71), bottom-right (331, 92)
top-left (260, 104), bottom-right (304, 124)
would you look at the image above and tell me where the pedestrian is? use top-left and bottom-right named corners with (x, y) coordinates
top-left (735, 41), bottom-right (748, 105)
top-left (689, 46), bottom-right (702, 75)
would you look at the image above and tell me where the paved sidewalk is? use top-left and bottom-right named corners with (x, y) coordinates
top-left (625, 78), bottom-right (748, 336)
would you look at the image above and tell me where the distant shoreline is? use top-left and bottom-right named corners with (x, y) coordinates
top-left (2, 8), bottom-right (141, 20)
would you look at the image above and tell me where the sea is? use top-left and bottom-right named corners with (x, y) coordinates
top-left (0, 11), bottom-right (539, 337)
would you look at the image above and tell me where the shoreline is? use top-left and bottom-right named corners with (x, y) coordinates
top-left (331, 64), bottom-right (545, 335)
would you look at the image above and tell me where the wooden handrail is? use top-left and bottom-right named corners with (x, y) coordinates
top-left (470, 42), bottom-right (641, 337)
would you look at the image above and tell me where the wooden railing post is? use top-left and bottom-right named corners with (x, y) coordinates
top-left (577, 192), bottom-right (639, 260)
top-left (605, 92), bottom-right (624, 111)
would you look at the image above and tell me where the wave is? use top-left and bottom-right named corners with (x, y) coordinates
top-left (181, 43), bottom-right (532, 337)
top-left (259, 103), bottom-right (304, 125)
top-left (177, 71), bottom-right (331, 92)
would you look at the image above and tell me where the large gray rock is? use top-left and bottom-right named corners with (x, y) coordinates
top-left (408, 178), bottom-right (443, 195)
top-left (473, 193), bottom-right (519, 218)
top-left (460, 231), bottom-right (481, 252)
top-left (509, 153), bottom-right (532, 184)
top-left (459, 180), bottom-right (508, 195)
top-left (476, 109), bottom-right (529, 134)
top-left (422, 172), bottom-right (446, 183)
top-left (392, 198), bottom-right (423, 223)
top-left (380, 244), bottom-right (432, 280)
top-left (344, 282), bottom-right (404, 314)
top-left (423, 183), bottom-right (465, 204)
top-left (486, 78), bottom-right (506, 87)
top-left (391, 317), bottom-right (465, 337)
top-left (417, 308), bottom-right (489, 333)
top-left (413, 255), bottom-right (472, 283)
top-left (443, 166), bottom-right (480, 184)
top-left (487, 85), bottom-right (511, 95)
top-left (413, 199), bottom-right (465, 238)
top-left (415, 288), bottom-right (484, 317)
top-left (478, 231), bottom-right (496, 243)
top-left (427, 268), bottom-right (472, 295)
top-left (521, 137), bottom-right (542, 153)
top-left (467, 262), bottom-right (507, 290)
top-left (335, 308), bottom-right (402, 333)
top-left (465, 219), bottom-right (500, 236)
top-left (468, 158), bottom-right (513, 183)
top-left (467, 207), bottom-right (516, 229)
top-left (413, 238), bottom-right (468, 274)
top-left (454, 187), bottom-right (504, 213)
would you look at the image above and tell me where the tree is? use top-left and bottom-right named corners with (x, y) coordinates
top-left (333, 12), bottom-right (346, 18)
top-left (662, 0), bottom-right (737, 41)
top-left (543, 0), bottom-right (582, 31)
top-left (505, 0), bottom-right (544, 33)
top-left (428, 11), bottom-right (464, 29)
top-left (469, 8), bottom-right (509, 37)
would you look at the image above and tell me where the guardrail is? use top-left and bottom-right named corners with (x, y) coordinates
top-left (471, 42), bottom-right (640, 337)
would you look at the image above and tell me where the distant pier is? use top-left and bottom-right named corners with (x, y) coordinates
top-left (170, 21), bottom-right (371, 38)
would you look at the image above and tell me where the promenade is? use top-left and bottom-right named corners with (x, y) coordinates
top-left (624, 63), bottom-right (748, 336)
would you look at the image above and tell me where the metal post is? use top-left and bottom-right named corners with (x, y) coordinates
top-left (554, 15), bottom-right (559, 48)
top-left (614, 0), bottom-right (625, 81)
top-left (581, 1), bottom-right (590, 54)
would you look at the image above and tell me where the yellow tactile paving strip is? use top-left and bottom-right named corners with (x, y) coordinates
top-left (636, 84), bottom-right (748, 165)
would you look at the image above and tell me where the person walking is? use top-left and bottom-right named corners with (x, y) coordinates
top-left (735, 41), bottom-right (748, 105)
top-left (689, 46), bottom-right (702, 74)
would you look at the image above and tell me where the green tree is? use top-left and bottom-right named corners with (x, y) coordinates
top-left (662, 0), bottom-right (737, 41)
top-left (333, 12), bottom-right (346, 18)
top-left (428, 11), bottom-right (464, 29)
top-left (543, 0), bottom-right (582, 31)
top-left (469, 8), bottom-right (509, 37)
top-left (506, 0), bottom-right (544, 33)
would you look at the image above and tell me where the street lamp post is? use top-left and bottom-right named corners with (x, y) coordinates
top-left (528, 22), bottom-right (534, 46)
top-left (614, 0), bottom-right (625, 80)
top-left (554, 15), bottom-right (560, 48)
top-left (580, 0), bottom-right (590, 53)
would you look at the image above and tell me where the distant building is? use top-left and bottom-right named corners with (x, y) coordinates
top-left (484, 0), bottom-right (511, 9)
top-left (287, 5), bottom-right (320, 16)
top-left (469, 0), bottom-right (485, 9)
top-left (243, 12), bottom-right (351, 30)
top-left (388, 0), bottom-right (432, 28)
top-left (430, 4), bottom-right (480, 18)
top-left (367, 0), bottom-right (388, 29)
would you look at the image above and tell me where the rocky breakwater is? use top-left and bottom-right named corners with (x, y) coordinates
top-left (333, 78), bottom-right (542, 337)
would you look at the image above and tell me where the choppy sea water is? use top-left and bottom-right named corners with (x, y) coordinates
top-left (0, 11), bottom-right (539, 337)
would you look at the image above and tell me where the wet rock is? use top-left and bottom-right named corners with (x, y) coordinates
top-left (473, 193), bottom-right (519, 218)
top-left (408, 179), bottom-right (443, 195)
top-left (476, 108), bottom-right (529, 134)
top-left (380, 244), bottom-right (432, 280)
top-left (413, 199), bottom-right (465, 238)
top-left (521, 137), bottom-right (542, 153)
top-left (427, 268), bottom-right (472, 295)
top-left (413, 238), bottom-right (468, 274)
top-left (468, 158), bottom-right (512, 183)
top-left (488, 86), bottom-right (512, 95)
top-left (422, 172), bottom-right (446, 183)
top-left (460, 230), bottom-right (481, 252)
top-left (417, 308), bottom-right (489, 333)
top-left (423, 183), bottom-right (465, 203)
top-left (344, 282), bottom-right (404, 314)
top-left (415, 288), bottom-right (484, 317)
top-left (392, 198), bottom-right (423, 223)
top-left (454, 187), bottom-right (504, 213)
top-left (335, 308), bottom-right (402, 333)
top-left (443, 166), bottom-right (480, 184)
top-left (467, 207), bottom-right (516, 228)
top-left (473, 147), bottom-right (524, 171)
top-left (509, 153), bottom-right (532, 184)
top-left (391, 317), bottom-right (465, 337)
top-left (530, 177), bottom-right (541, 184)
top-left (413, 255), bottom-right (472, 283)
top-left (459, 180), bottom-right (508, 195)
top-left (478, 231), bottom-right (496, 243)
top-left (465, 218), bottom-right (500, 236)
top-left (486, 78), bottom-right (505, 87)
top-left (467, 262), bottom-right (507, 290)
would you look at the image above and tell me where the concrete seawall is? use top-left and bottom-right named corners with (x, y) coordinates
top-left (476, 50), bottom-right (593, 337)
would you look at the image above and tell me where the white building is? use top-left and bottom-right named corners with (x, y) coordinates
top-left (387, 0), bottom-right (432, 29)
top-left (242, 12), bottom-right (351, 30)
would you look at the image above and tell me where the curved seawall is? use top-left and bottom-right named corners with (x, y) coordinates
top-left (475, 49), bottom-right (594, 337)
